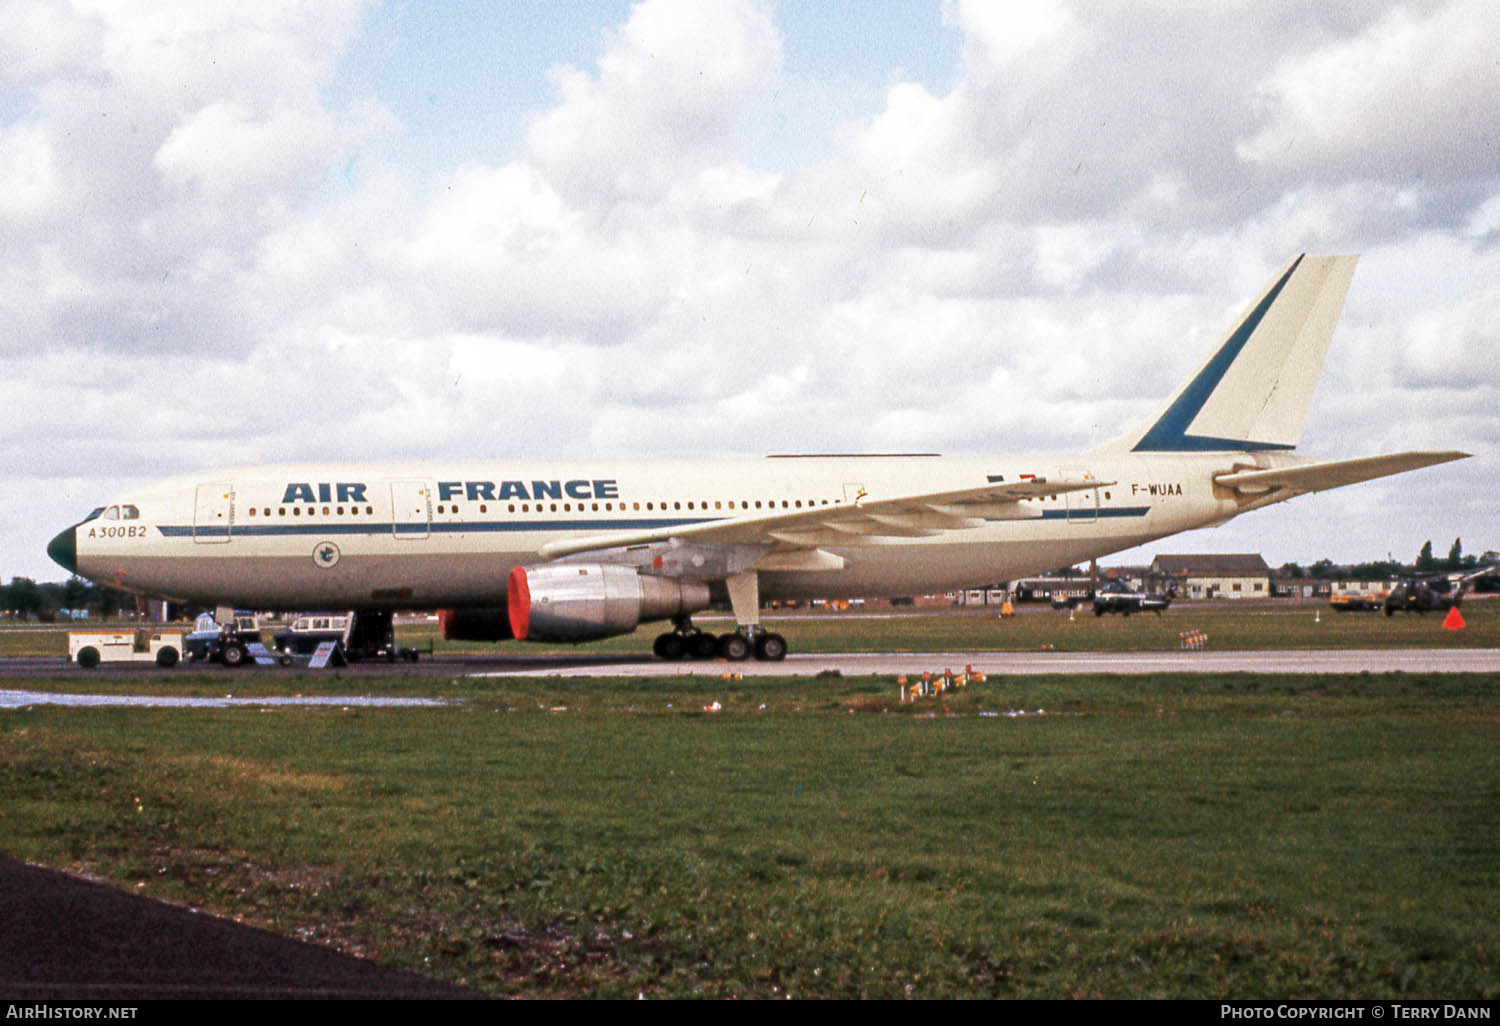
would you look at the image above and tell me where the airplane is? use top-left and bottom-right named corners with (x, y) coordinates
top-left (47, 254), bottom-right (1469, 662)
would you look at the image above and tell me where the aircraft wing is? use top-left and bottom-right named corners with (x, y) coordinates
top-left (1213, 451), bottom-right (1470, 497)
top-left (537, 475), bottom-right (1110, 561)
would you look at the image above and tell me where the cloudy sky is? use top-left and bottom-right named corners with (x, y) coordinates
top-left (3, 0), bottom-right (1496, 583)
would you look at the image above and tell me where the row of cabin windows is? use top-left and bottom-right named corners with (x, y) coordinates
top-left (439, 498), bottom-right (838, 515)
top-left (239, 493), bottom-right (1121, 520)
top-left (248, 506), bottom-right (376, 517)
top-left (246, 498), bottom-right (840, 519)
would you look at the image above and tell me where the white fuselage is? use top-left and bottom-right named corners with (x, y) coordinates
top-left (67, 452), bottom-right (1281, 609)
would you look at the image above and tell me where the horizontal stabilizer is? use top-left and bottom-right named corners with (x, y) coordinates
top-left (1214, 451), bottom-right (1470, 497)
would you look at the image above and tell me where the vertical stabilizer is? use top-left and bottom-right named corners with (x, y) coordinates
top-left (1095, 254), bottom-right (1358, 454)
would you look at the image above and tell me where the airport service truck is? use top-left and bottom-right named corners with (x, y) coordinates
top-left (69, 630), bottom-right (184, 669)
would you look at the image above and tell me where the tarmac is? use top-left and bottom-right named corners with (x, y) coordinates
top-left (0, 856), bottom-right (481, 1000)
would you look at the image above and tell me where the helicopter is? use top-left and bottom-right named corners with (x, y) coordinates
top-left (1383, 567), bottom-right (1495, 616)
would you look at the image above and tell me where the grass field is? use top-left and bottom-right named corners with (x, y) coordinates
top-left (3, 669), bottom-right (1497, 998)
top-left (3, 599), bottom-right (1495, 659)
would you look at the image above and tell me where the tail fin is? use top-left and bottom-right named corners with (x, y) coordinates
top-left (1096, 254), bottom-right (1358, 454)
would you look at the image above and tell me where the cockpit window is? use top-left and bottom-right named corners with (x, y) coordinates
top-left (84, 507), bottom-right (105, 522)
top-left (103, 506), bottom-right (119, 520)
top-left (121, 504), bottom-right (140, 520)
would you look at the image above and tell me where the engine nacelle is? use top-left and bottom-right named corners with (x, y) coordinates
top-left (437, 607), bottom-right (515, 642)
top-left (508, 564), bottom-right (711, 642)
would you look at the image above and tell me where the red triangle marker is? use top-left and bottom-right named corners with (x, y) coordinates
top-left (1442, 606), bottom-right (1466, 630)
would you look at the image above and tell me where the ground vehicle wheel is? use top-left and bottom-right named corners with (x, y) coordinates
top-left (718, 632), bottom-right (751, 661)
top-left (76, 646), bottom-right (100, 669)
top-left (155, 646), bottom-right (180, 669)
top-left (221, 642), bottom-right (247, 667)
top-left (688, 632), bottom-right (718, 660)
top-left (654, 633), bottom-right (687, 660)
top-left (754, 633), bottom-right (788, 661)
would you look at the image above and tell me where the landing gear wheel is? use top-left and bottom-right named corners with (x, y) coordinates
top-left (687, 632), bottom-right (719, 660)
top-left (718, 633), bottom-right (752, 661)
top-left (754, 633), bottom-right (788, 661)
top-left (653, 633), bottom-right (687, 660)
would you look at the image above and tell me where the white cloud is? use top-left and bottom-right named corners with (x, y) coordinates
top-left (1238, 0), bottom-right (1500, 185)
top-left (0, 122), bottom-right (60, 219)
top-left (4, 1), bottom-right (1499, 580)
top-left (155, 101), bottom-right (339, 196)
top-left (946, 0), bottom-right (1082, 76)
top-left (0, 0), bottom-right (100, 84)
top-left (525, 0), bottom-right (781, 203)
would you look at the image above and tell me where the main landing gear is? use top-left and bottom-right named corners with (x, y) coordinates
top-left (652, 621), bottom-right (788, 662)
top-left (653, 571), bottom-right (788, 662)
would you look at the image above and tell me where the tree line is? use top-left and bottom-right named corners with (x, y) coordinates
top-left (1279, 539), bottom-right (1495, 581)
top-left (1, 576), bottom-right (131, 620)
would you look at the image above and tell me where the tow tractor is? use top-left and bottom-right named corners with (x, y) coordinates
top-left (70, 630), bottom-right (184, 669)
top-left (184, 611), bottom-right (263, 666)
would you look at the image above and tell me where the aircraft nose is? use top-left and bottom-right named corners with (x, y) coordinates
top-left (47, 525), bottom-right (78, 575)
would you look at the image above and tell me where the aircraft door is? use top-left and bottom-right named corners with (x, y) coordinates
top-left (391, 481), bottom-right (431, 540)
top-left (1058, 466), bottom-right (1099, 525)
top-left (193, 483), bottom-right (234, 543)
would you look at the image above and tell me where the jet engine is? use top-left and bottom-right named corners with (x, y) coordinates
top-left (437, 607), bottom-right (515, 642)
top-left (507, 564), bottom-right (712, 642)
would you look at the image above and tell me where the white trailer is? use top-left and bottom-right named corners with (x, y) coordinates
top-left (69, 631), bottom-right (184, 669)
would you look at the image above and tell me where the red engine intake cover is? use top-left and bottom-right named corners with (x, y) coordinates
top-left (507, 565), bottom-right (531, 640)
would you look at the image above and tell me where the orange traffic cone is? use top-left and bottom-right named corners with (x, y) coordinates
top-left (1442, 606), bottom-right (1466, 630)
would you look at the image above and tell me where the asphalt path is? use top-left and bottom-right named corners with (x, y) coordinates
top-left (0, 857), bottom-right (481, 1000)
top-left (475, 648), bottom-right (1500, 676)
top-left (6, 648), bottom-right (1500, 681)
